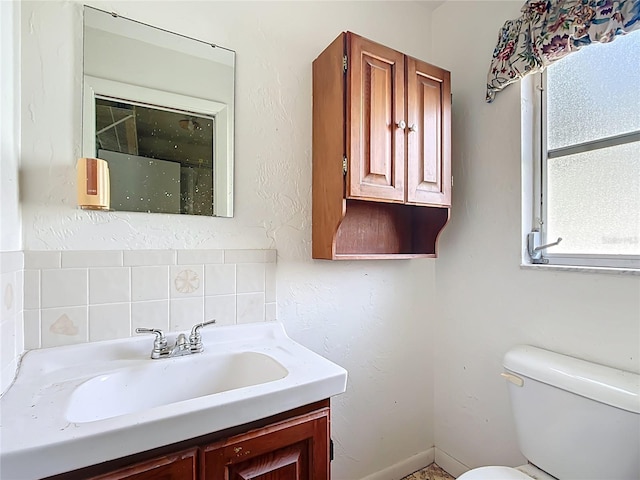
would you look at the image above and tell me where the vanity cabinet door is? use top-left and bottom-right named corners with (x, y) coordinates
top-left (88, 448), bottom-right (197, 480)
top-left (202, 407), bottom-right (330, 480)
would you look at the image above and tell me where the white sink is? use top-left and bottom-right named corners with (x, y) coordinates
top-left (66, 351), bottom-right (288, 423)
top-left (0, 322), bottom-right (347, 480)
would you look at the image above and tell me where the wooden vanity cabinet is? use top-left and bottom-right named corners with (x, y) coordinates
top-left (47, 401), bottom-right (330, 480)
top-left (313, 31), bottom-right (451, 260)
top-left (202, 405), bottom-right (330, 479)
top-left (88, 449), bottom-right (198, 480)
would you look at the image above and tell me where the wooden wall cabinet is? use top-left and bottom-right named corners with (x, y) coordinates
top-left (48, 401), bottom-right (330, 480)
top-left (313, 32), bottom-right (452, 260)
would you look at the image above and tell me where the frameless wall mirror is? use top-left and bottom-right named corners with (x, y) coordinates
top-left (82, 6), bottom-right (235, 217)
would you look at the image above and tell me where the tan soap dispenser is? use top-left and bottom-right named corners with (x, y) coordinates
top-left (77, 157), bottom-right (110, 210)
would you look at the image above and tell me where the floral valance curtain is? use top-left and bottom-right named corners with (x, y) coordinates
top-left (486, 0), bottom-right (640, 103)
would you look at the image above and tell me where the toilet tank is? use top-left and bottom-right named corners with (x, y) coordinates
top-left (503, 346), bottom-right (640, 480)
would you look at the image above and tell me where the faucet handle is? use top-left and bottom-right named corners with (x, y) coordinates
top-left (135, 328), bottom-right (168, 350)
top-left (189, 319), bottom-right (216, 352)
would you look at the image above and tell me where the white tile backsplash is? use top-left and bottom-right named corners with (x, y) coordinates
top-left (237, 292), bottom-right (266, 324)
top-left (131, 300), bottom-right (169, 333)
top-left (132, 266), bottom-right (169, 301)
top-left (237, 264), bottom-right (266, 293)
top-left (89, 303), bottom-right (131, 341)
top-left (205, 295), bottom-right (236, 326)
top-left (24, 251), bottom-right (61, 269)
top-left (266, 302), bottom-right (277, 322)
top-left (62, 250), bottom-right (123, 268)
top-left (23, 270), bottom-right (40, 309)
top-left (41, 269), bottom-right (88, 308)
top-left (124, 250), bottom-right (176, 266)
top-left (205, 264), bottom-right (236, 296)
top-left (170, 297), bottom-right (204, 331)
top-left (177, 249), bottom-right (224, 265)
top-left (90, 267), bottom-right (130, 304)
top-left (10, 249), bottom-right (275, 352)
top-left (23, 309), bottom-right (41, 349)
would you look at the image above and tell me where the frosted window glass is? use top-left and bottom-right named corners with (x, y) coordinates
top-left (547, 31), bottom-right (640, 150)
top-left (546, 142), bottom-right (640, 255)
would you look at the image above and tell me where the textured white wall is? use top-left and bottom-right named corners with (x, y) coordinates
top-left (19, 2), bottom-right (438, 478)
top-left (1, 0), bottom-right (21, 251)
top-left (430, 1), bottom-right (640, 473)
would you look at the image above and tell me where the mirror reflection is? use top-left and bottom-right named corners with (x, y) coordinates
top-left (82, 6), bottom-right (235, 217)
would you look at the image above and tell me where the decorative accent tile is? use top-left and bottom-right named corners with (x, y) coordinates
top-left (89, 303), bottom-right (131, 341)
top-left (131, 300), bottom-right (169, 333)
top-left (24, 251), bottom-right (61, 269)
top-left (41, 306), bottom-right (88, 347)
top-left (205, 264), bottom-right (235, 296)
top-left (236, 263), bottom-right (265, 294)
top-left (41, 269), bottom-right (88, 308)
top-left (124, 250), bottom-right (176, 266)
top-left (170, 266), bottom-right (203, 298)
top-left (177, 249), bottom-right (223, 265)
top-left (89, 267), bottom-right (130, 304)
top-left (1, 272), bottom-right (16, 315)
top-left (170, 297), bottom-right (204, 332)
top-left (23, 270), bottom-right (40, 309)
top-left (131, 266), bottom-right (169, 301)
top-left (204, 295), bottom-right (236, 326)
top-left (237, 293), bottom-right (265, 324)
top-left (224, 249), bottom-right (276, 264)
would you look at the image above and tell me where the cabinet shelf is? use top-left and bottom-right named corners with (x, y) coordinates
top-left (331, 199), bottom-right (449, 260)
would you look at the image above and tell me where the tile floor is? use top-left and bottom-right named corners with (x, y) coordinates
top-left (401, 463), bottom-right (455, 480)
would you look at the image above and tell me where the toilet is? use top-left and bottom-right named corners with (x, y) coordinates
top-left (458, 345), bottom-right (640, 480)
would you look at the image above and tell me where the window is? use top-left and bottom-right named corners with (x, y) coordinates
top-left (526, 31), bottom-right (640, 270)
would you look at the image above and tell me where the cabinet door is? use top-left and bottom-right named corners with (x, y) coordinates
top-left (202, 408), bottom-right (330, 480)
top-left (406, 57), bottom-right (451, 206)
top-left (87, 448), bottom-right (197, 480)
top-left (347, 33), bottom-right (405, 203)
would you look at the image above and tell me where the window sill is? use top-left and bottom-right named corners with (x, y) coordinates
top-left (520, 263), bottom-right (640, 276)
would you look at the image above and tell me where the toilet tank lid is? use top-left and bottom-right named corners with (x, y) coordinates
top-left (504, 345), bottom-right (640, 414)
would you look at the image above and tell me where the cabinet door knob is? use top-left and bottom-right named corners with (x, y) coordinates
top-left (409, 124), bottom-right (418, 133)
top-left (396, 120), bottom-right (406, 130)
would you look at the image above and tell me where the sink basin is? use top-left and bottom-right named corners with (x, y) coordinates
top-left (66, 352), bottom-right (288, 423)
top-left (1, 322), bottom-right (347, 480)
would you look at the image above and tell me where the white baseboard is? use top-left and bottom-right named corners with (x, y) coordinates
top-left (359, 448), bottom-right (435, 480)
top-left (434, 447), bottom-right (470, 478)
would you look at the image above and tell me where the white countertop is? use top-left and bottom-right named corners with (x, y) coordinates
top-left (0, 322), bottom-right (347, 479)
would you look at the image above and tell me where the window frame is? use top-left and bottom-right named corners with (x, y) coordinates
top-left (522, 68), bottom-right (640, 272)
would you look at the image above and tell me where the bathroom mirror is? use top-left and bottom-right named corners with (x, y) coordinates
top-left (82, 6), bottom-right (235, 217)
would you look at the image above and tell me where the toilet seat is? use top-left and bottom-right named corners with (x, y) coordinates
top-left (458, 464), bottom-right (557, 480)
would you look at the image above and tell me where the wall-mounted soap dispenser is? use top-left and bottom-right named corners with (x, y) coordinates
top-left (77, 157), bottom-right (110, 210)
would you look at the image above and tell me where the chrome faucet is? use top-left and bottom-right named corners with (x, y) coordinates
top-left (136, 319), bottom-right (216, 359)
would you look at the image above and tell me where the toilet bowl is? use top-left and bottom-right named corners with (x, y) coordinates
top-left (458, 464), bottom-right (555, 480)
top-left (457, 345), bottom-right (640, 480)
